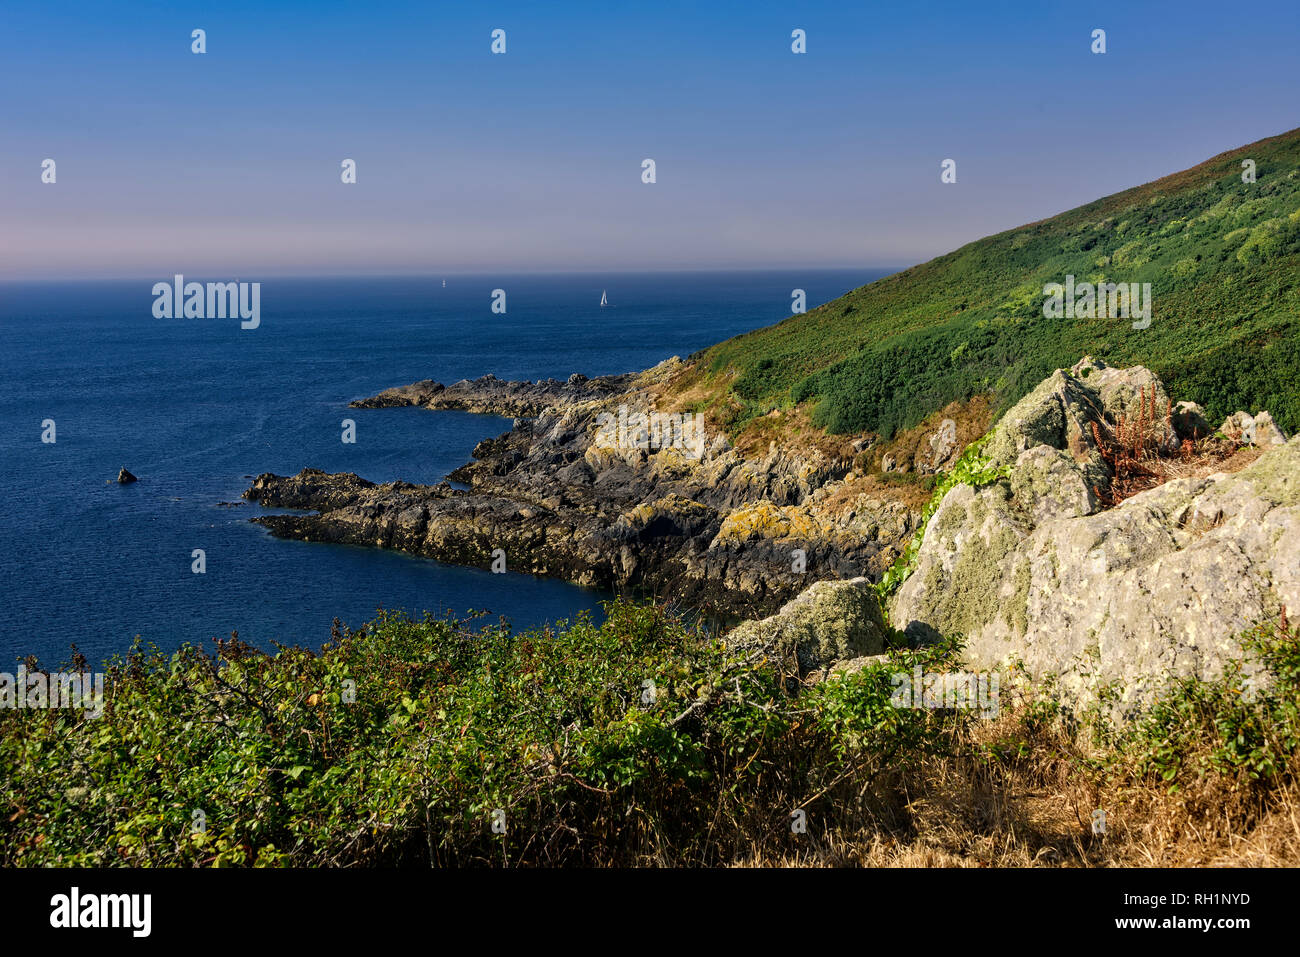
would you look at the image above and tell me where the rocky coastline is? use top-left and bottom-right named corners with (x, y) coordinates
top-left (245, 359), bottom-right (917, 618)
top-left (245, 355), bottom-right (1295, 717)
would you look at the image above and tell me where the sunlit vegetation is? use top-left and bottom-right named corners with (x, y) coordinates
top-left (691, 129), bottom-right (1300, 442)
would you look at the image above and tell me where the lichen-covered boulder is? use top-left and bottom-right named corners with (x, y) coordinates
top-left (1220, 411), bottom-right (1289, 447)
top-left (726, 577), bottom-right (888, 671)
top-left (1076, 357), bottom-right (1180, 454)
top-left (893, 434), bottom-right (1300, 718)
top-left (983, 369), bottom-right (1089, 468)
top-left (1007, 445), bottom-right (1098, 522)
top-left (984, 357), bottom-right (1180, 507)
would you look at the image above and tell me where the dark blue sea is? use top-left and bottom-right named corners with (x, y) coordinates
top-left (0, 270), bottom-right (884, 666)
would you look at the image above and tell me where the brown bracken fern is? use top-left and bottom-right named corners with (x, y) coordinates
top-left (1090, 384), bottom-right (1173, 506)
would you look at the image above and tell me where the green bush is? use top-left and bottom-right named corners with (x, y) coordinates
top-left (0, 603), bottom-right (964, 867)
top-left (5, 605), bottom-right (1297, 866)
top-left (1120, 616), bottom-right (1300, 788)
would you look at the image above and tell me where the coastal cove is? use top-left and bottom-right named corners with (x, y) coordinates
top-left (0, 270), bottom-right (875, 666)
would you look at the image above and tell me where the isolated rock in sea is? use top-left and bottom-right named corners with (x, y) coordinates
top-left (725, 577), bottom-right (888, 671)
top-left (117, 468), bottom-right (137, 484)
top-left (894, 375), bottom-right (1300, 718)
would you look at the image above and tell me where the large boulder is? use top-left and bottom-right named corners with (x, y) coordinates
top-left (726, 577), bottom-right (888, 671)
top-left (893, 429), bottom-right (1300, 718)
top-left (984, 357), bottom-right (1177, 506)
top-left (1082, 359), bottom-right (1180, 455)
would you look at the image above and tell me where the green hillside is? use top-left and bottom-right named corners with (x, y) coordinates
top-left (694, 127), bottom-right (1300, 440)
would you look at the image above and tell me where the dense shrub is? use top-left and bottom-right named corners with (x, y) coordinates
top-left (4, 605), bottom-right (1297, 866)
top-left (1120, 614), bottom-right (1300, 787)
top-left (0, 603), bottom-right (963, 866)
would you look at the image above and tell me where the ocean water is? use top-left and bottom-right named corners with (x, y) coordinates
top-left (0, 270), bottom-right (884, 666)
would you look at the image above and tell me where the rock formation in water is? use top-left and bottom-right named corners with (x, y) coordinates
top-left (247, 359), bottom-right (916, 618)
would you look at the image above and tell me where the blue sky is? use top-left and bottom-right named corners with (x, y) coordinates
top-left (2, 0), bottom-right (1297, 277)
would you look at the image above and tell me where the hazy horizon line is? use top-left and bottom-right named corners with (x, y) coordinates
top-left (0, 263), bottom-right (909, 284)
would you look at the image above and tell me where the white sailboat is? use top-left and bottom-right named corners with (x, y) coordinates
top-left (600, 289), bottom-right (608, 308)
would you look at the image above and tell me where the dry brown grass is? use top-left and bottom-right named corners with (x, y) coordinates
top-left (821, 473), bottom-right (935, 511)
top-left (726, 404), bottom-right (859, 462)
top-left (1090, 385), bottom-right (1266, 507)
top-left (865, 395), bottom-right (995, 473)
top-left (648, 360), bottom-right (997, 498)
top-left (725, 693), bottom-right (1300, 868)
top-left (1158, 440), bottom-right (1263, 483)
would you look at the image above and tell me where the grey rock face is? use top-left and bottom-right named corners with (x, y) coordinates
top-left (726, 577), bottom-right (889, 671)
top-left (984, 356), bottom-right (1183, 507)
top-left (894, 374), bottom-right (1300, 718)
top-left (1081, 358), bottom-right (1180, 455)
top-left (117, 468), bottom-right (138, 484)
top-left (1219, 411), bottom-right (1289, 447)
top-left (1007, 445), bottom-right (1098, 522)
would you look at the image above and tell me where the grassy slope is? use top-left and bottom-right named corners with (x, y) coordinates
top-left (687, 127), bottom-right (1300, 442)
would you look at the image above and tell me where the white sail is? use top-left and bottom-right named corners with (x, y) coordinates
top-left (600, 289), bottom-right (608, 307)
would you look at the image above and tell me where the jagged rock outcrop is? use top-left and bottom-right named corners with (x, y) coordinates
top-left (349, 372), bottom-right (634, 417)
top-left (725, 577), bottom-right (888, 671)
top-left (1219, 410), bottom-right (1290, 447)
top-left (922, 419), bottom-right (960, 473)
top-left (893, 360), bottom-right (1300, 717)
top-left (117, 468), bottom-right (137, 484)
top-left (248, 359), bottom-right (918, 616)
top-left (878, 419), bottom-right (960, 475)
top-left (245, 468), bottom-right (376, 510)
top-left (984, 356), bottom-right (1177, 500)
